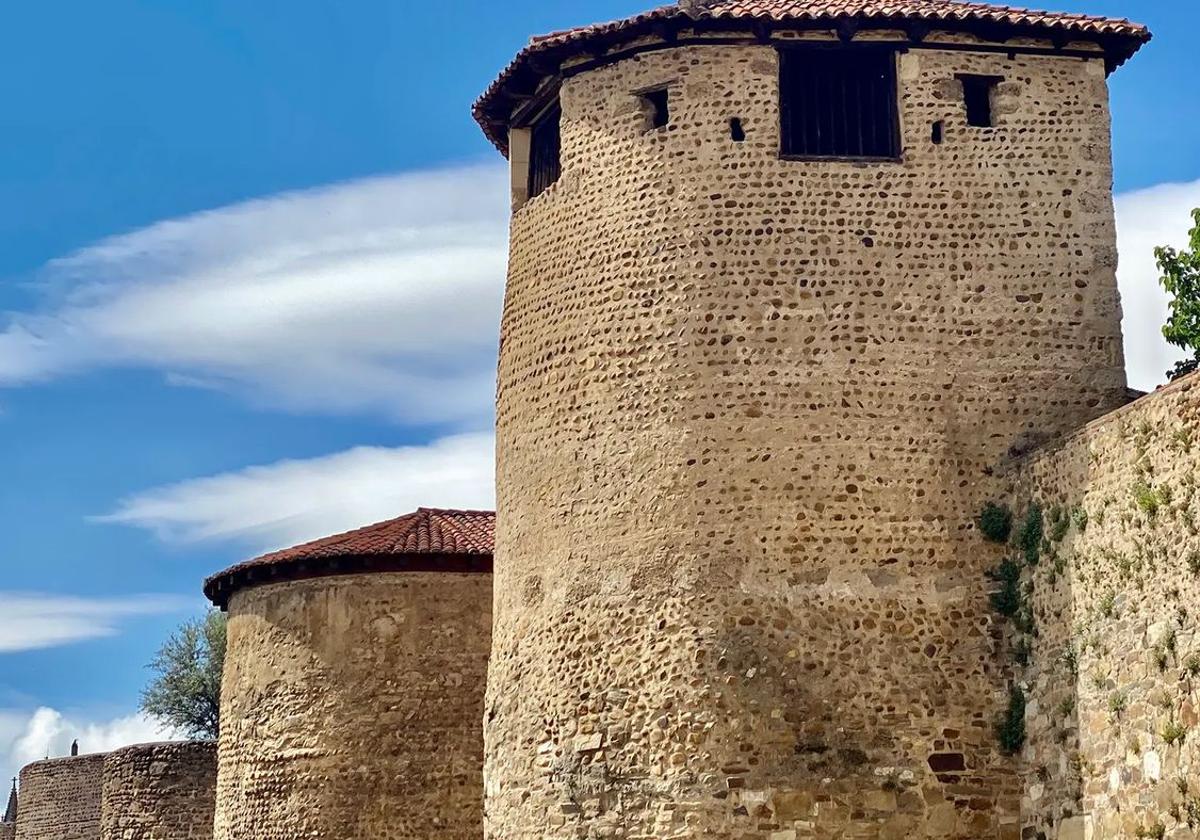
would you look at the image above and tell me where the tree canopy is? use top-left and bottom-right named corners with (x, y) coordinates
top-left (1156, 208), bottom-right (1200, 380)
top-left (140, 610), bottom-right (226, 740)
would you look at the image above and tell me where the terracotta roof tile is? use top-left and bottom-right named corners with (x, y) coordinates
top-left (474, 0), bottom-right (1150, 152)
top-left (203, 508), bottom-right (495, 608)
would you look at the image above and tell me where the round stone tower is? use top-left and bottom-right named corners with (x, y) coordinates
top-left (475, 2), bottom-right (1150, 837)
top-left (203, 507), bottom-right (494, 840)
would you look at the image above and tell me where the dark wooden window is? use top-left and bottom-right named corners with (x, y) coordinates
top-left (958, 74), bottom-right (1003, 128)
top-left (779, 47), bottom-right (900, 160)
top-left (527, 100), bottom-right (562, 200)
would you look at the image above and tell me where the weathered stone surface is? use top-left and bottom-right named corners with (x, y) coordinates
top-left (489, 28), bottom-right (1126, 840)
top-left (100, 741), bottom-right (215, 840)
top-left (16, 753), bottom-right (105, 840)
top-left (1011, 377), bottom-right (1200, 838)
top-left (213, 572), bottom-right (490, 840)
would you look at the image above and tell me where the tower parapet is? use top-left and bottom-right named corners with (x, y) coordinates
top-left (478, 1), bottom-right (1149, 837)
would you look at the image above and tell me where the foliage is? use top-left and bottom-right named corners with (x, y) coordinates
top-left (1109, 691), bottom-right (1128, 720)
top-left (1071, 505), bottom-right (1089, 533)
top-left (978, 503), bottom-right (1013, 543)
top-left (140, 610), bottom-right (226, 740)
top-left (1135, 820), bottom-right (1166, 840)
top-left (1133, 481), bottom-right (1165, 519)
top-left (996, 685), bottom-right (1027, 755)
top-left (989, 558), bottom-right (1022, 618)
top-left (1161, 720), bottom-right (1189, 747)
top-left (1156, 208), bottom-right (1200, 380)
top-left (1018, 504), bottom-right (1044, 566)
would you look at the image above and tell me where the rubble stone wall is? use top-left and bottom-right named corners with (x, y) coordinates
top-left (0, 822), bottom-right (14, 840)
top-left (15, 754), bottom-right (105, 840)
top-left (491, 34), bottom-right (1127, 840)
top-left (213, 572), bottom-right (491, 840)
top-left (100, 741), bottom-right (216, 840)
top-left (1010, 375), bottom-right (1200, 840)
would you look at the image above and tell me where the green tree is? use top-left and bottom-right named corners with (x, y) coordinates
top-left (140, 610), bottom-right (226, 740)
top-left (1156, 208), bottom-right (1200, 380)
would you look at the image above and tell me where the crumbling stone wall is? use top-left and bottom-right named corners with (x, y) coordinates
top-left (16, 753), bottom-right (105, 840)
top-left (213, 572), bottom-right (491, 840)
top-left (0, 822), bottom-right (14, 840)
top-left (1009, 375), bottom-right (1200, 839)
top-left (100, 741), bottom-right (215, 840)
top-left (491, 33), bottom-right (1127, 840)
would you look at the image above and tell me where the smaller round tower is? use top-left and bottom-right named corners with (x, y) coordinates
top-left (203, 507), bottom-right (494, 840)
top-left (15, 752), bottom-right (105, 840)
top-left (99, 742), bottom-right (216, 840)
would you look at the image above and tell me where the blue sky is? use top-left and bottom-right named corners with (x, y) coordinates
top-left (0, 0), bottom-right (1198, 778)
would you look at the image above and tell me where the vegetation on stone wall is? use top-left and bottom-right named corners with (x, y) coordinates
top-left (979, 502), bottom-right (1013, 543)
top-left (1157, 206), bottom-right (1200, 380)
top-left (141, 610), bottom-right (226, 739)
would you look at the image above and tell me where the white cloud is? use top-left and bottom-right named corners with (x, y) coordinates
top-left (0, 707), bottom-right (174, 789)
top-left (0, 163), bottom-right (509, 424)
top-left (0, 593), bottom-right (188, 654)
top-left (1114, 179), bottom-right (1200, 392)
top-left (95, 432), bottom-right (494, 552)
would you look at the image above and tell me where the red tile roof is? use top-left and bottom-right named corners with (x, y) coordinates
top-left (203, 508), bottom-right (495, 608)
top-left (474, 0), bottom-right (1150, 153)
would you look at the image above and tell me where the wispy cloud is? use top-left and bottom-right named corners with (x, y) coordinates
top-left (96, 432), bottom-right (494, 552)
top-left (1115, 179), bottom-right (1200, 391)
top-left (0, 593), bottom-right (188, 654)
top-left (0, 707), bottom-right (174, 786)
top-left (0, 164), bottom-right (508, 424)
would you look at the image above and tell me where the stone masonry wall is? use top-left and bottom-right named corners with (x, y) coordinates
top-left (214, 572), bottom-right (491, 840)
top-left (491, 34), bottom-right (1128, 840)
top-left (16, 753), bottom-right (105, 840)
top-left (100, 741), bottom-right (216, 840)
top-left (1007, 375), bottom-right (1200, 839)
top-left (0, 823), bottom-right (14, 840)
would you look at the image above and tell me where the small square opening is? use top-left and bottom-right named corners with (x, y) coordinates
top-left (958, 74), bottom-right (1003, 128)
top-left (639, 88), bottom-right (670, 131)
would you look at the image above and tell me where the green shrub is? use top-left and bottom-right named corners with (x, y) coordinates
top-left (1071, 505), bottom-right (1089, 533)
top-left (1162, 720), bottom-right (1189, 747)
top-left (1109, 691), bottom-right (1128, 720)
top-left (1134, 481), bottom-right (1163, 518)
top-left (996, 685), bottom-right (1027, 755)
top-left (1018, 504), bottom-right (1044, 565)
top-left (1049, 506), bottom-right (1070, 543)
top-left (989, 559), bottom-right (1022, 618)
top-left (979, 503), bottom-right (1013, 543)
top-left (1098, 591), bottom-right (1117, 619)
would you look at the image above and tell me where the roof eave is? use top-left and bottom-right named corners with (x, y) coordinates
top-left (473, 11), bottom-right (1151, 156)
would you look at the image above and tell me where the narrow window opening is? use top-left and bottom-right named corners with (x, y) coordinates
top-left (931, 120), bottom-right (944, 145)
top-left (779, 46), bottom-right (900, 160)
top-left (730, 117), bottom-right (746, 142)
top-left (527, 99), bottom-right (562, 200)
top-left (958, 74), bottom-right (1003, 128)
top-left (640, 88), bottom-right (670, 131)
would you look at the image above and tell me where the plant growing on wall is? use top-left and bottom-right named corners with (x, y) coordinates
top-left (1157, 207), bottom-right (1200, 380)
top-left (141, 609), bottom-right (226, 740)
top-left (1018, 504), bottom-right (1044, 565)
top-left (979, 503), bottom-right (1013, 543)
top-left (996, 685), bottom-right (1026, 755)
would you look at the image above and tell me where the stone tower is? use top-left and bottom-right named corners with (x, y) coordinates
top-left (203, 507), bottom-right (493, 840)
top-left (475, 1), bottom-right (1149, 838)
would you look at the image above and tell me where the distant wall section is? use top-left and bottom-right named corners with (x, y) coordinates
top-left (1005, 375), bottom-right (1200, 839)
top-left (100, 741), bottom-right (216, 840)
top-left (15, 753), bottom-right (105, 840)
